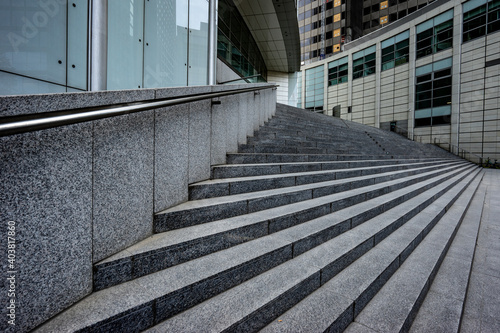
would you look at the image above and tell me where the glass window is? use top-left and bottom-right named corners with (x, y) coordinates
top-left (415, 57), bottom-right (452, 127)
top-left (416, 10), bottom-right (453, 59)
top-left (328, 56), bottom-right (348, 86)
top-left (297, 71), bottom-right (302, 108)
top-left (381, 30), bottom-right (410, 71)
top-left (463, 0), bottom-right (500, 42)
top-left (353, 45), bottom-right (376, 79)
top-left (0, 1), bottom-right (89, 95)
top-left (305, 65), bottom-right (324, 112)
top-left (217, 0), bottom-right (267, 82)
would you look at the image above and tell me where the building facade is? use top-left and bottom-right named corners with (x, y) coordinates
top-left (299, 0), bottom-right (500, 161)
top-left (0, 0), bottom-right (300, 103)
top-left (298, 0), bottom-right (438, 64)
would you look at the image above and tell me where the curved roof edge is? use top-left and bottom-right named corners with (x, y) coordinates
top-left (234, 0), bottom-right (301, 73)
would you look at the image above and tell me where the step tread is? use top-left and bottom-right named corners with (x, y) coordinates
top-left (409, 174), bottom-right (486, 333)
top-left (260, 168), bottom-right (482, 333)
top-left (157, 161), bottom-right (463, 215)
top-left (146, 168), bottom-right (479, 333)
top-left (106, 163), bottom-right (470, 264)
top-left (192, 160), bottom-right (453, 186)
top-left (348, 170), bottom-right (483, 333)
top-left (40, 168), bottom-right (476, 332)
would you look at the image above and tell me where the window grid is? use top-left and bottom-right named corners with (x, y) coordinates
top-left (463, 0), bottom-right (500, 42)
top-left (381, 31), bottom-right (410, 71)
top-left (416, 10), bottom-right (454, 59)
top-left (305, 65), bottom-right (324, 112)
top-left (353, 46), bottom-right (376, 79)
top-left (328, 57), bottom-right (348, 86)
top-left (415, 58), bottom-right (453, 127)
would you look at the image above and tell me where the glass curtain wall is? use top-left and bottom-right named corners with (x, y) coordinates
top-left (217, 0), bottom-right (267, 82)
top-left (108, 0), bottom-right (209, 90)
top-left (463, 0), bottom-right (500, 42)
top-left (353, 45), bottom-right (376, 79)
top-left (381, 30), bottom-right (409, 71)
top-left (328, 56), bottom-right (348, 86)
top-left (0, 0), bottom-right (88, 95)
top-left (416, 10), bottom-right (453, 59)
top-left (297, 71), bottom-right (302, 108)
top-left (305, 65), bottom-right (324, 112)
top-left (415, 57), bottom-right (453, 127)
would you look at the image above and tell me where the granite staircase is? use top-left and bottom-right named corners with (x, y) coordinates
top-left (36, 104), bottom-right (484, 332)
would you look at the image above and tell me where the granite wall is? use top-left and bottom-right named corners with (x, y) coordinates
top-left (0, 84), bottom-right (276, 332)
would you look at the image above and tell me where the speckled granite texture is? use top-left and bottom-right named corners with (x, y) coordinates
top-left (154, 104), bottom-right (189, 212)
top-left (0, 84), bottom-right (276, 332)
top-left (0, 124), bottom-right (93, 333)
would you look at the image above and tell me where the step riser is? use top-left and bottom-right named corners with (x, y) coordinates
top-left (211, 159), bottom-right (456, 179)
top-left (159, 163), bottom-right (464, 234)
top-left (191, 161), bottom-right (459, 199)
top-left (93, 169), bottom-right (476, 331)
top-left (247, 136), bottom-right (368, 147)
top-left (96, 165), bottom-right (471, 291)
top-left (260, 168), bottom-right (480, 333)
top-left (226, 153), bottom-right (406, 164)
top-left (239, 145), bottom-right (362, 155)
top-left (172, 163), bottom-right (466, 231)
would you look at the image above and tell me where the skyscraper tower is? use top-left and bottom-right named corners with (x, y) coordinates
top-left (297, 0), bottom-right (437, 64)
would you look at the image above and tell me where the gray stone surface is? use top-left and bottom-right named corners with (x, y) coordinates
top-left (155, 86), bottom-right (212, 99)
top-left (154, 104), bottom-right (189, 212)
top-left (0, 89), bottom-right (156, 116)
top-left (210, 99), bottom-right (227, 166)
top-left (0, 124), bottom-right (93, 333)
top-left (188, 100), bottom-right (211, 184)
top-left (461, 169), bottom-right (500, 333)
top-left (145, 253), bottom-right (320, 332)
top-left (224, 95), bottom-right (240, 154)
top-left (92, 111), bottom-right (154, 262)
top-left (154, 200), bottom-right (248, 231)
top-left (212, 164), bottom-right (281, 178)
top-left (237, 92), bottom-right (248, 145)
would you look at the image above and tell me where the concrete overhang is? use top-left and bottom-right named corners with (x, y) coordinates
top-left (234, 0), bottom-right (301, 73)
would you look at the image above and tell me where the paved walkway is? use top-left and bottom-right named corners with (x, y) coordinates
top-left (461, 169), bottom-right (500, 333)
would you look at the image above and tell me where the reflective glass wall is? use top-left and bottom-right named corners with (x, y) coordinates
top-left (0, 0), bottom-right (88, 95)
top-left (217, 0), bottom-right (267, 82)
top-left (0, 0), bottom-right (210, 95)
top-left (107, 0), bottom-right (209, 90)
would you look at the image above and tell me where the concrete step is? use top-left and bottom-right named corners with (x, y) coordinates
top-left (409, 178), bottom-right (487, 333)
top-left (344, 170), bottom-right (484, 333)
top-left (254, 126), bottom-right (369, 143)
top-left (246, 136), bottom-right (368, 148)
top-left (145, 168), bottom-right (481, 332)
top-left (211, 158), bottom-right (456, 179)
top-left (37, 168), bottom-right (478, 332)
top-left (261, 168), bottom-right (482, 333)
top-left (155, 161), bottom-right (464, 232)
top-left (92, 163), bottom-right (470, 292)
top-left (226, 153), bottom-right (406, 164)
top-left (239, 143), bottom-right (349, 155)
top-left (189, 160), bottom-right (458, 200)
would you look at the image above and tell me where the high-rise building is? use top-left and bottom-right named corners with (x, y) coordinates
top-left (298, 0), bottom-right (438, 64)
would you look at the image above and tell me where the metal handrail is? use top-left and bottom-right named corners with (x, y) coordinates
top-left (392, 125), bottom-right (423, 143)
top-left (219, 74), bottom-right (265, 84)
top-left (0, 85), bottom-right (277, 137)
top-left (433, 138), bottom-right (484, 165)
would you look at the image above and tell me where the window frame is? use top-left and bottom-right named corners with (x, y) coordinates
top-left (381, 30), bottom-right (410, 71)
top-left (352, 45), bottom-right (377, 80)
top-left (416, 10), bottom-right (454, 59)
top-left (328, 56), bottom-right (349, 86)
top-left (414, 58), bottom-right (453, 127)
